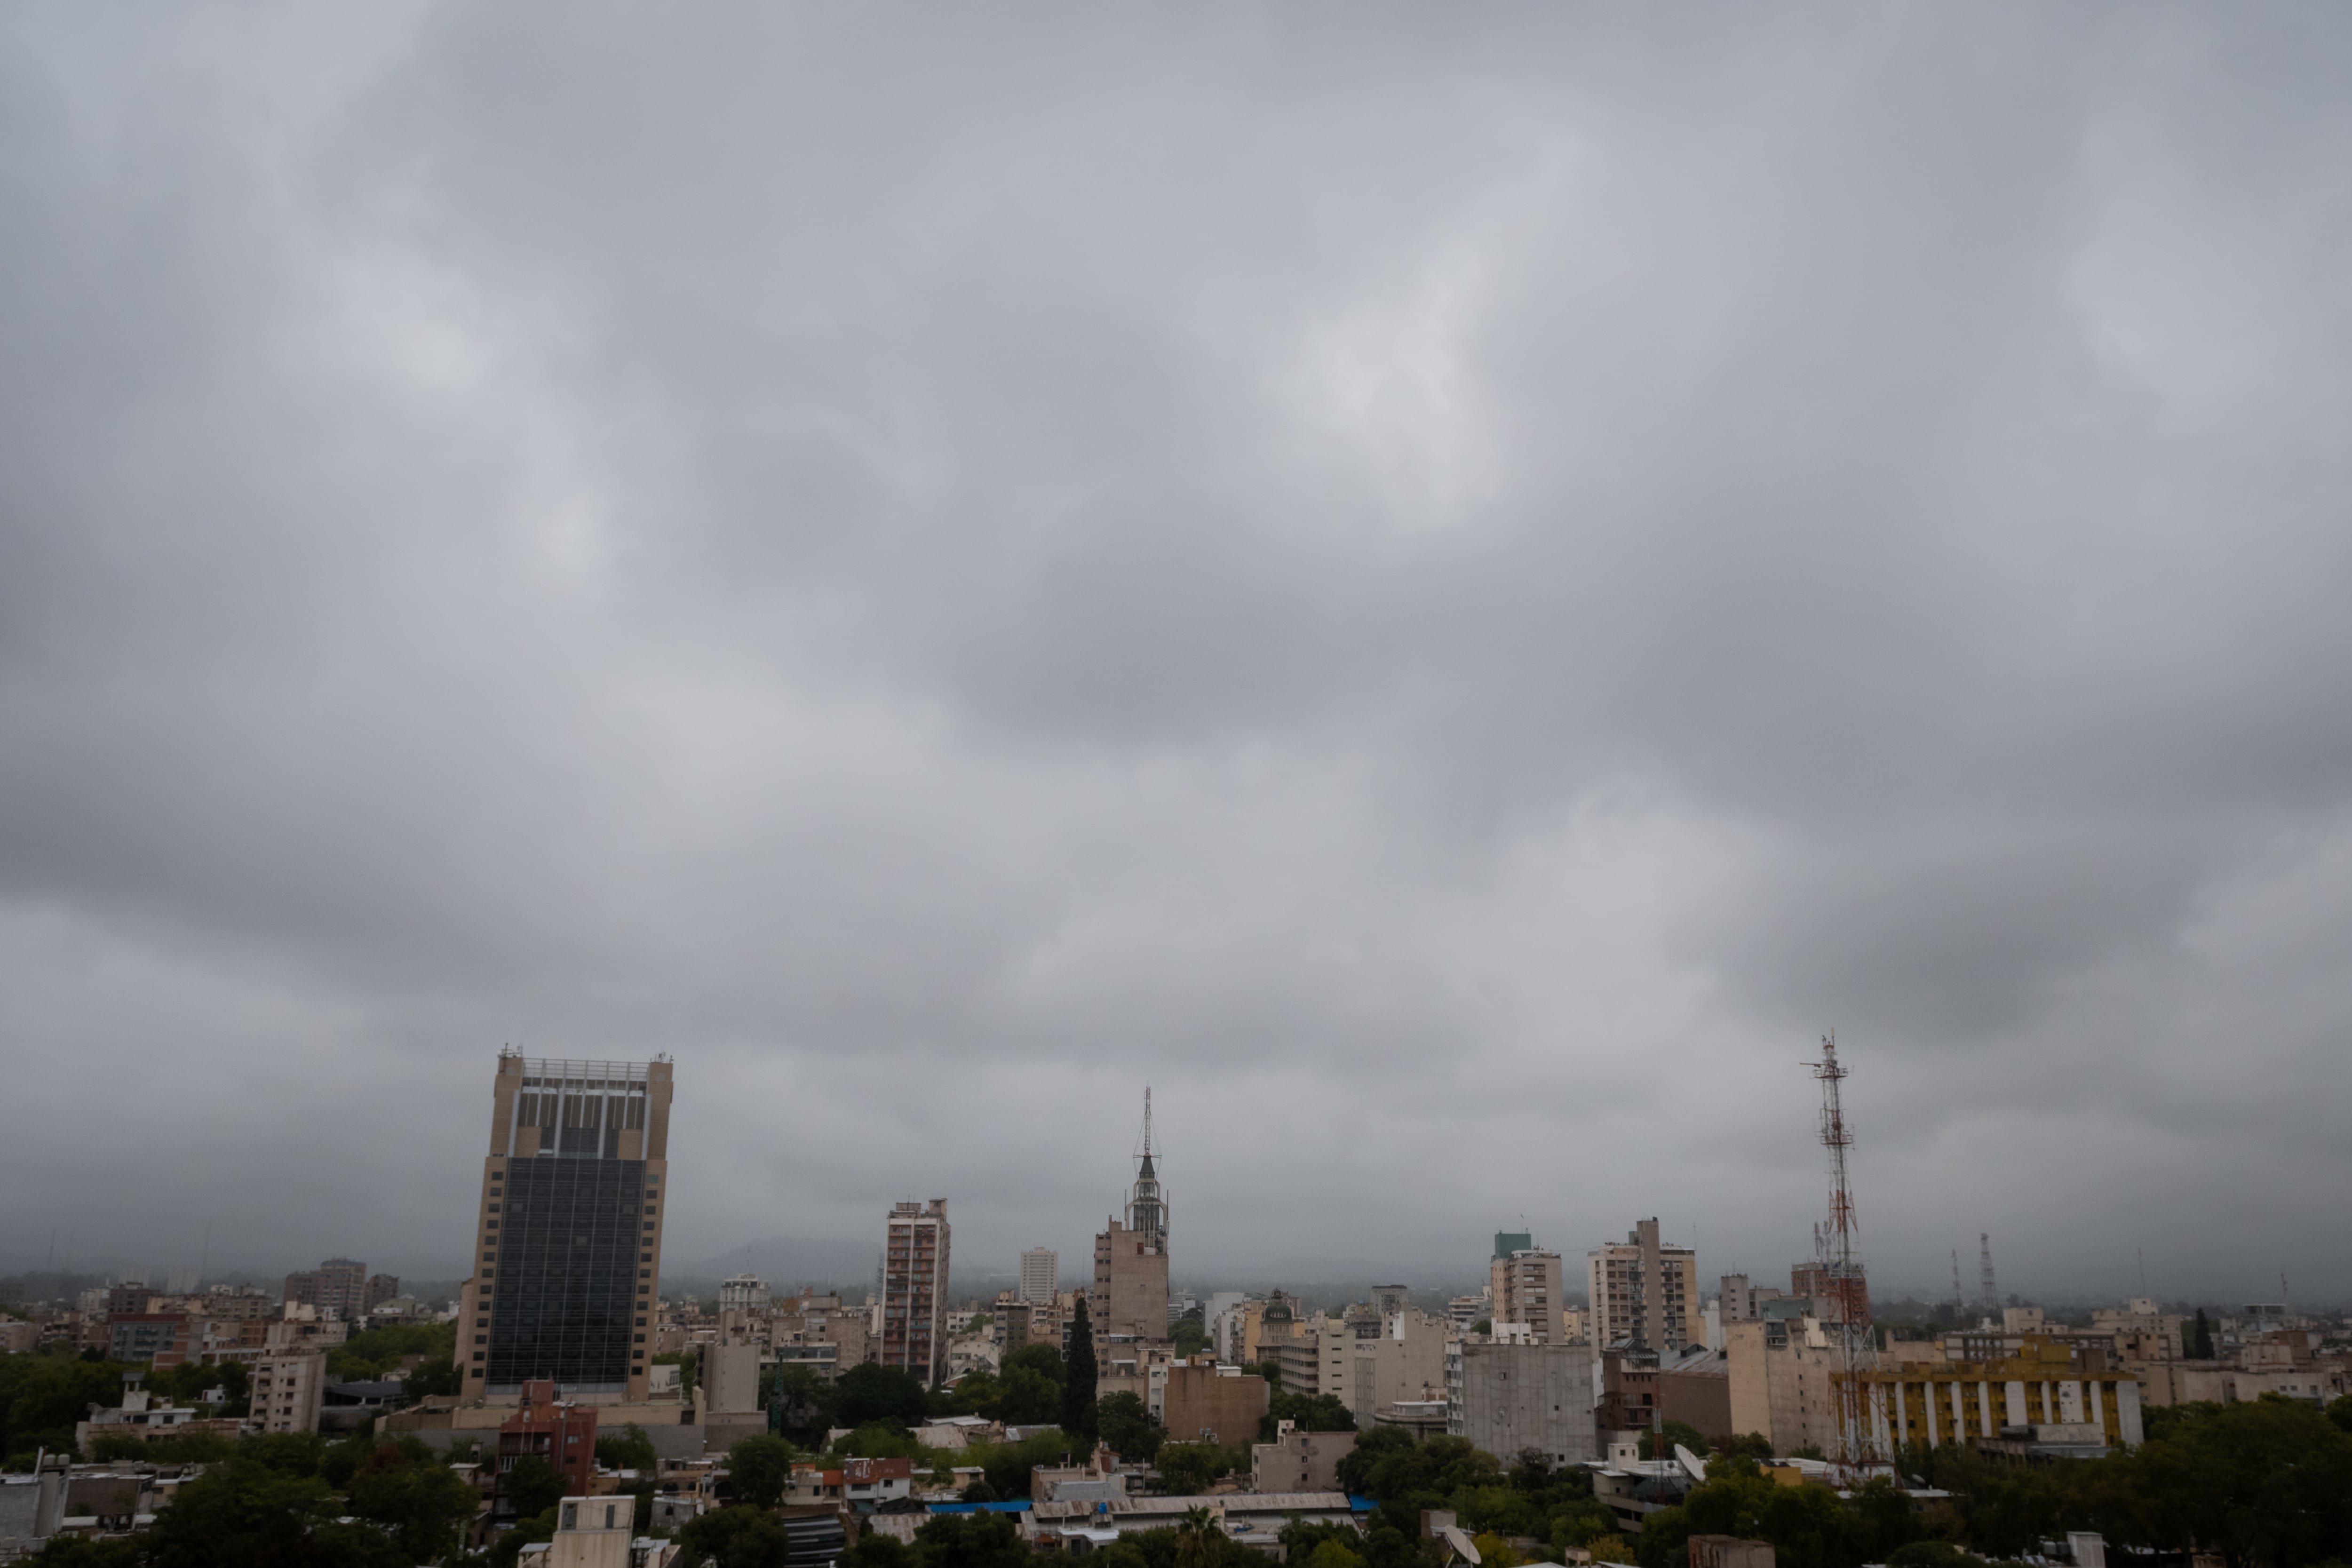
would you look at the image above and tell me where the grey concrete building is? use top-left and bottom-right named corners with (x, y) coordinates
top-left (1448, 1340), bottom-right (1597, 1467)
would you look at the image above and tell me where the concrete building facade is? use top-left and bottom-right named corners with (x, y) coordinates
top-left (1588, 1219), bottom-right (1700, 1352)
top-left (252, 1348), bottom-right (328, 1435)
top-left (1020, 1249), bottom-right (1058, 1306)
top-left (1251, 1427), bottom-right (1355, 1492)
top-left (882, 1199), bottom-right (952, 1385)
top-left (1728, 1323), bottom-right (2144, 1457)
top-left (1449, 1340), bottom-right (1598, 1467)
top-left (283, 1259), bottom-right (380, 1323)
top-left (1092, 1221), bottom-right (1169, 1343)
top-left (1490, 1249), bottom-right (1566, 1345)
top-left (1160, 1359), bottom-right (1270, 1446)
top-left (1346, 1310), bottom-right (1450, 1426)
top-left (459, 1053), bottom-right (672, 1403)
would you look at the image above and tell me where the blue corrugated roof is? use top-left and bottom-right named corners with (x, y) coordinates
top-left (1349, 1496), bottom-right (1376, 1512)
top-left (928, 1501), bottom-right (1035, 1514)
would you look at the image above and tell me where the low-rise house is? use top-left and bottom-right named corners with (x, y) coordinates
top-left (74, 1377), bottom-right (243, 1457)
top-left (1025, 1492), bottom-right (1359, 1552)
top-left (1250, 1425), bottom-right (1355, 1493)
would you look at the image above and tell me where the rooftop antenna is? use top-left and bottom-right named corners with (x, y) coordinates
top-left (1950, 1250), bottom-right (1963, 1308)
top-left (1128, 1088), bottom-right (1167, 1253)
top-left (1979, 1234), bottom-right (1997, 1313)
top-left (1804, 1030), bottom-right (1876, 1478)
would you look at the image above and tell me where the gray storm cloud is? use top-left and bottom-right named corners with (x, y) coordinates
top-left (1, 3), bottom-right (2349, 1303)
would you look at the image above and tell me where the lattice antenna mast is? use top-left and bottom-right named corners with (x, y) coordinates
top-left (1951, 1250), bottom-right (1964, 1310)
top-left (1805, 1031), bottom-right (1876, 1475)
top-left (1979, 1234), bottom-right (1997, 1313)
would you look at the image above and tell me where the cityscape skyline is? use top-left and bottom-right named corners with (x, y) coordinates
top-left (5, 6), bottom-right (2352, 1308)
top-left (1, 1052), bottom-right (2331, 1312)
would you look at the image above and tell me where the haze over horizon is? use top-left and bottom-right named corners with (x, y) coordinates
top-left (4, 4), bottom-right (2351, 1311)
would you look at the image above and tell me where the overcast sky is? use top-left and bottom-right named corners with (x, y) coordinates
top-left (4, 4), bottom-right (2350, 1307)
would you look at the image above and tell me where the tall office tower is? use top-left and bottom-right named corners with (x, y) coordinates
top-left (1489, 1246), bottom-right (1565, 1343)
top-left (1586, 1218), bottom-right (1700, 1352)
top-left (882, 1200), bottom-right (952, 1385)
top-left (457, 1053), bottom-right (672, 1402)
top-left (1019, 1249), bottom-right (1058, 1305)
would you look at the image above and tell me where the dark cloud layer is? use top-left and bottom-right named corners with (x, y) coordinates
top-left (3, 4), bottom-right (2349, 1303)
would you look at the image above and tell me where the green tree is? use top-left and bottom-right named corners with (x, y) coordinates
top-left (2189, 1309), bottom-right (2215, 1361)
top-left (0, 1356), bottom-right (137, 1456)
top-left (1638, 1421), bottom-right (1709, 1460)
top-left (1177, 1505), bottom-right (1219, 1568)
top-left (1170, 1311), bottom-right (1209, 1360)
top-left (137, 1457), bottom-right (339, 1567)
top-left (827, 1422), bottom-right (926, 1461)
top-left (23, 1540), bottom-right (145, 1568)
top-left (1099, 1391), bottom-right (1164, 1462)
top-left (1063, 1299), bottom-right (1098, 1444)
top-left (326, 1321), bottom-right (458, 1381)
top-left (404, 1355), bottom-right (463, 1399)
top-left (837, 1362), bottom-right (931, 1429)
top-left (346, 1439), bottom-right (478, 1562)
top-left (239, 1431), bottom-right (326, 1476)
top-left (598, 1420), bottom-right (660, 1473)
top-left (841, 1533), bottom-right (920, 1568)
top-left (487, 1506), bottom-right (560, 1568)
top-left (1154, 1440), bottom-right (1246, 1495)
top-left (1262, 1391), bottom-right (1357, 1441)
top-left (772, 1363), bottom-right (841, 1441)
top-left (912, 1510), bottom-right (1035, 1568)
top-left (728, 1433), bottom-right (798, 1507)
top-left (680, 1504), bottom-right (794, 1568)
top-left (502, 1453), bottom-right (568, 1520)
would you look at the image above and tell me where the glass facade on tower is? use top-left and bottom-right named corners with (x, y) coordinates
top-left (460, 1054), bottom-right (672, 1400)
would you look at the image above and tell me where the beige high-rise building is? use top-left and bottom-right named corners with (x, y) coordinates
top-left (1093, 1097), bottom-right (1170, 1341)
top-left (882, 1200), bottom-right (951, 1385)
top-left (1490, 1248), bottom-right (1565, 1344)
top-left (1020, 1249), bottom-right (1058, 1306)
top-left (1348, 1309), bottom-right (1451, 1425)
top-left (251, 1348), bottom-right (326, 1435)
top-left (457, 1053), bottom-right (673, 1404)
top-left (1587, 1218), bottom-right (1700, 1352)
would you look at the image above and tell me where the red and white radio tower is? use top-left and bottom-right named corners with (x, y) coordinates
top-left (1806, 1030), bottom-right (1878, 1475)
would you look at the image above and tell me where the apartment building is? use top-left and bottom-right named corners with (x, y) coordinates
top-left (1491, 1248), bottom-right (1565, 1345)
top-left (1588, 1218), bottom-right (1701, 1352)
top-left (882, 1200), bottom-right (952, 1385)
top-left (1727, 1323), bottom-right (2145, 1456)
top-left (252, 1348), bottom-right (328, 1435)
top-left (1160, 1358), bottom-right (1270, 1446)
top-left (1448, 1340), bottom-right (1598, 1466)
top-left (1346, 1310), bottom-right (1451, 1427)
top-left (1020, 1249), bottom-right (1059, 1306)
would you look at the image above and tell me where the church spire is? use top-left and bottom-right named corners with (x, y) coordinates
top-left (1127, 1087), bottom-right (1167, 1252)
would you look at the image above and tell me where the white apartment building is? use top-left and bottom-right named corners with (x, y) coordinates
top-left (1020, 1249), bottom-right (1058, 1306)
top-left (251, 1348), bottom-right (327, 1435)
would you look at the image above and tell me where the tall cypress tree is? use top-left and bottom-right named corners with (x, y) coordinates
top-left (2191, 1306), bottom-right (2215, 1360)
top-left (1063, 1296), bottom-right (1099, 1444)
